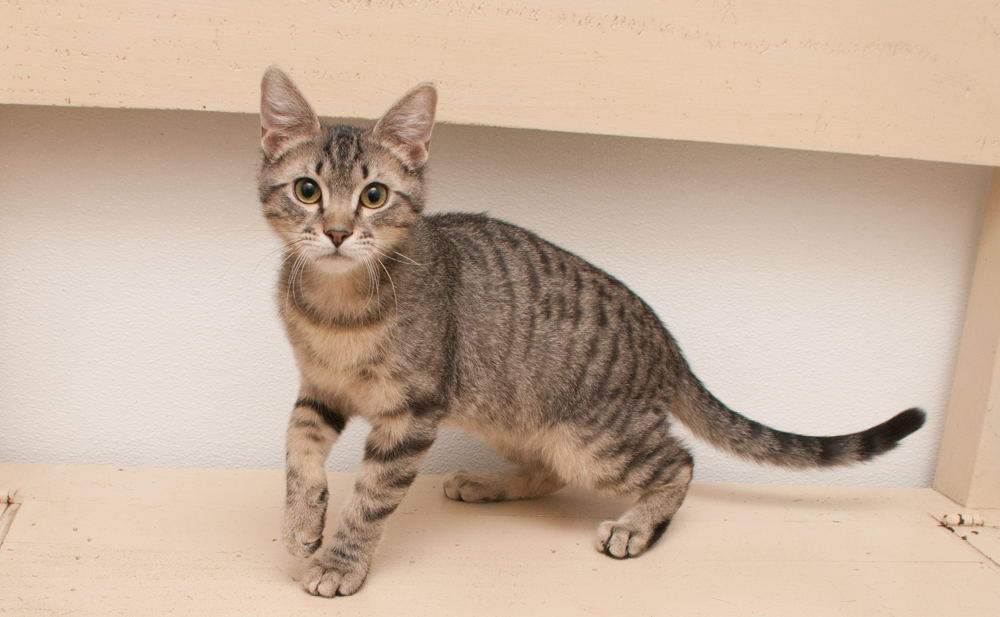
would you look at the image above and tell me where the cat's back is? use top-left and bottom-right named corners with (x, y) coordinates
top-left (425, 212), bottom-right (653, 320)
top-left (422, 212), bottom-right (676, 414)
top-left (426, 211), bottom-right (614, 294)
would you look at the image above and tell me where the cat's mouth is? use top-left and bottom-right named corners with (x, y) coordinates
top-left (313, 250), bottom-right (359, 273)
top-left (317, 252), bottom-right (351, 261)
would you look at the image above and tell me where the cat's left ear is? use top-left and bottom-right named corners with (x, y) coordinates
top-left (260, 66), bottom-right (322, 159)
top-left (373, 83), bottom-right (437, 170)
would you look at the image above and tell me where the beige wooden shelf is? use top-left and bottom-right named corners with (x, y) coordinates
top-left (1, 463), bottom-right (999, 616)
top-left (3, 0), bottom-right (998, 167)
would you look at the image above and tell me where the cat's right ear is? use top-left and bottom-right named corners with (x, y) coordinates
top-left (373, 83), bottom-right (438, 170)
top-left (260, 67), bottom-right (322, 159)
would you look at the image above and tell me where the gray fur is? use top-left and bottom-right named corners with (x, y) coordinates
top-left (257, 67), bottom-right (925, 596)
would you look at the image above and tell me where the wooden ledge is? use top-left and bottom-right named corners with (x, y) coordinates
top-left (3, 1), bottom-right (999, 166)
top-left (1, 463), bottom-right (998, 615)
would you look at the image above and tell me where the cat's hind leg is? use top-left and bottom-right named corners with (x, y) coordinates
top-left (595, 449), bottom-right (693, 559)
top-left (443, 462), bottom-right (565, 503)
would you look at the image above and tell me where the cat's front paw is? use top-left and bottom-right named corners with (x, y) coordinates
top-left (283, 487), bottom-right (329, 558)
top-left (301, 555), bottom-right (369, 597)
top-left (595, 518), bottom-right (669, 559)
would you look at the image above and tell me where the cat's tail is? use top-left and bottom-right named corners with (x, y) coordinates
top-left (672, 373), bottom-right (925, 469)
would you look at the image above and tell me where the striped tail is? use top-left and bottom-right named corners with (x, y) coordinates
top-left (673, 374), bottom-right (925, 469)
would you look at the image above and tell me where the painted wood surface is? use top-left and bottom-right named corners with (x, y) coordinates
top-left (1, 463), bottom-right (999, 616)
top-left (3, 0), bottom-right (999, 166)
top-left (936, 170), bottom-right (1000, 509)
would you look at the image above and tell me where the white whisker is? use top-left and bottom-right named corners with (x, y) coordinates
top-left (371, 243), bottom-right (425, 267)
top-left (287, 252), bottom-right (309, 313)
top-left (358, 254), bottom-right (378, 316)
top-left (389, 248), bottom-right (426, 267)
top-left (377, 257), bottom-right (400, 318)
top-left (370, 255), bottom-right (382, 319)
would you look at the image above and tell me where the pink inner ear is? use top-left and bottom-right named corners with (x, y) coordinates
top-left (259, 68), bottom-right (320, 156)
top-left (375, 86), bottom-right (437, 168)
top-left (406, 142), bottom-right (429, 166)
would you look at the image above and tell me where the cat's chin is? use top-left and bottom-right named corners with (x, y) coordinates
top-left (311, 252), bottom-right (361, 275)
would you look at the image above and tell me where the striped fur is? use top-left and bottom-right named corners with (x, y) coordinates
top-left (258, 68), bottom-right (925, 596)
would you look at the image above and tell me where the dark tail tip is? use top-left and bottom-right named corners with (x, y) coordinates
top-left (861, 407), bottom-right (926, 459)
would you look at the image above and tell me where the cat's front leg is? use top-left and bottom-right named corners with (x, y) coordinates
top-left (283, 397), bottom-right (347, 558)
top-left (302, 413), bottom-right (438, 597)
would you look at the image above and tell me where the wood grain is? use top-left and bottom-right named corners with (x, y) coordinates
top-left (3, 0), bottom-right (998, 165)
top-left (1, 463), bottom-right (998, 616)
top-left (936, 169), bottom-right (1000, 509)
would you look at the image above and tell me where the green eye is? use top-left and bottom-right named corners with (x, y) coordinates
top-left (294, 178), bottom-right (321, 204)
top-left (360, 183), bottom-right (388, 209)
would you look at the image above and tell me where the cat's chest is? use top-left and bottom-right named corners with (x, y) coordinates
top-left (288, 316), bottom-right (406, 417)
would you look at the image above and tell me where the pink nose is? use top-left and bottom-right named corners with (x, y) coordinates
top-left (325, 229), bottom-right (352, 248)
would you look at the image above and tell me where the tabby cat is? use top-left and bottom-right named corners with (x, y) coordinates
top-left (257, 67), bottom-right (925, 597)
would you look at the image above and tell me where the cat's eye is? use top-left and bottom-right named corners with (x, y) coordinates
top-left (360, 183), bottom-right (388, 209)
top-left (294, 178), bottom-right (321, 204)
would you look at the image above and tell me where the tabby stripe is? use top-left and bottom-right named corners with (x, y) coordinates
top-left (647, 518), bottom-right (673, 548)
top-left (359, 470), bottom-right (418, 498)
top-left (392, 190), bottom-right (414, 205)
top-left (775, 431), bottom-right (803, 456)
top-left (603, 432), bottom-right (664, 487)
top-left (525, 232), bottom-right (553, 277)
top-left (409, 397), bottom-right (443, 418)
top-left (524, 311), bottom-right (537, 360)
top-left (556, 293), bottom-right (568, 321)
top-left (643, 444), bottom-right (684, 487)
top-left (591, 333), bottom-right (621, 399)
top-left (458, 233), bottom-right (487, 268)
top-left (496, 226), bottom-right (522, 250)
top-left (260, 182), bottom-right (288, 201)
top-left (390, 471), bottom-right (418, 489)
top-left (292, 417), bottom-right (321, 431)
top-left (522, 242), bottom-right (542, 301)
top-left (363, 435), bottom-right (435, 463)
top-left (266, 149), bottom-right (291, 169)
top-left (488, 235), bottom-right (520, 364)
top-left (572, 336), bottom-right (601, 395)
top-left (360, 503), bottom-right (399, 523)
top-left (482, 228), bottom-right (517, 313)
top-left (334, 130), bottom-right (363, 164)
top-left (818, 435), bottom-right (846, 464)
top-left (331, 531), bottom-right (367, 554)
top-left (573, 270), bottom-right (584, 327)
top-left (595, 283), bottom-right (614, 327)
top-left (858, 431), bottom-right (879, 460)
top-left (600, 413), bottom-right (668, 461)
top-left (632, 349), bottom-right (656, 401)
top-left (295, 397), bottom-right (347, 434)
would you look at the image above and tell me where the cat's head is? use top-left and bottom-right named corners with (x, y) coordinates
top-left (257, 67), bottom-right (436, 274)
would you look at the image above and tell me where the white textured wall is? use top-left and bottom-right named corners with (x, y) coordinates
top-left (0, 105), bottom-right (991, 488)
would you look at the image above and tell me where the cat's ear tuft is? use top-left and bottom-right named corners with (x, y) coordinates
top-left (260, 66), bottom-right (322, 159)
top-left (373, 83), bottom-right (437, 170)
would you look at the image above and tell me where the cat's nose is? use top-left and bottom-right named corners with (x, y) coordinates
top-left (325, 228), bottom-right (352, 248)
